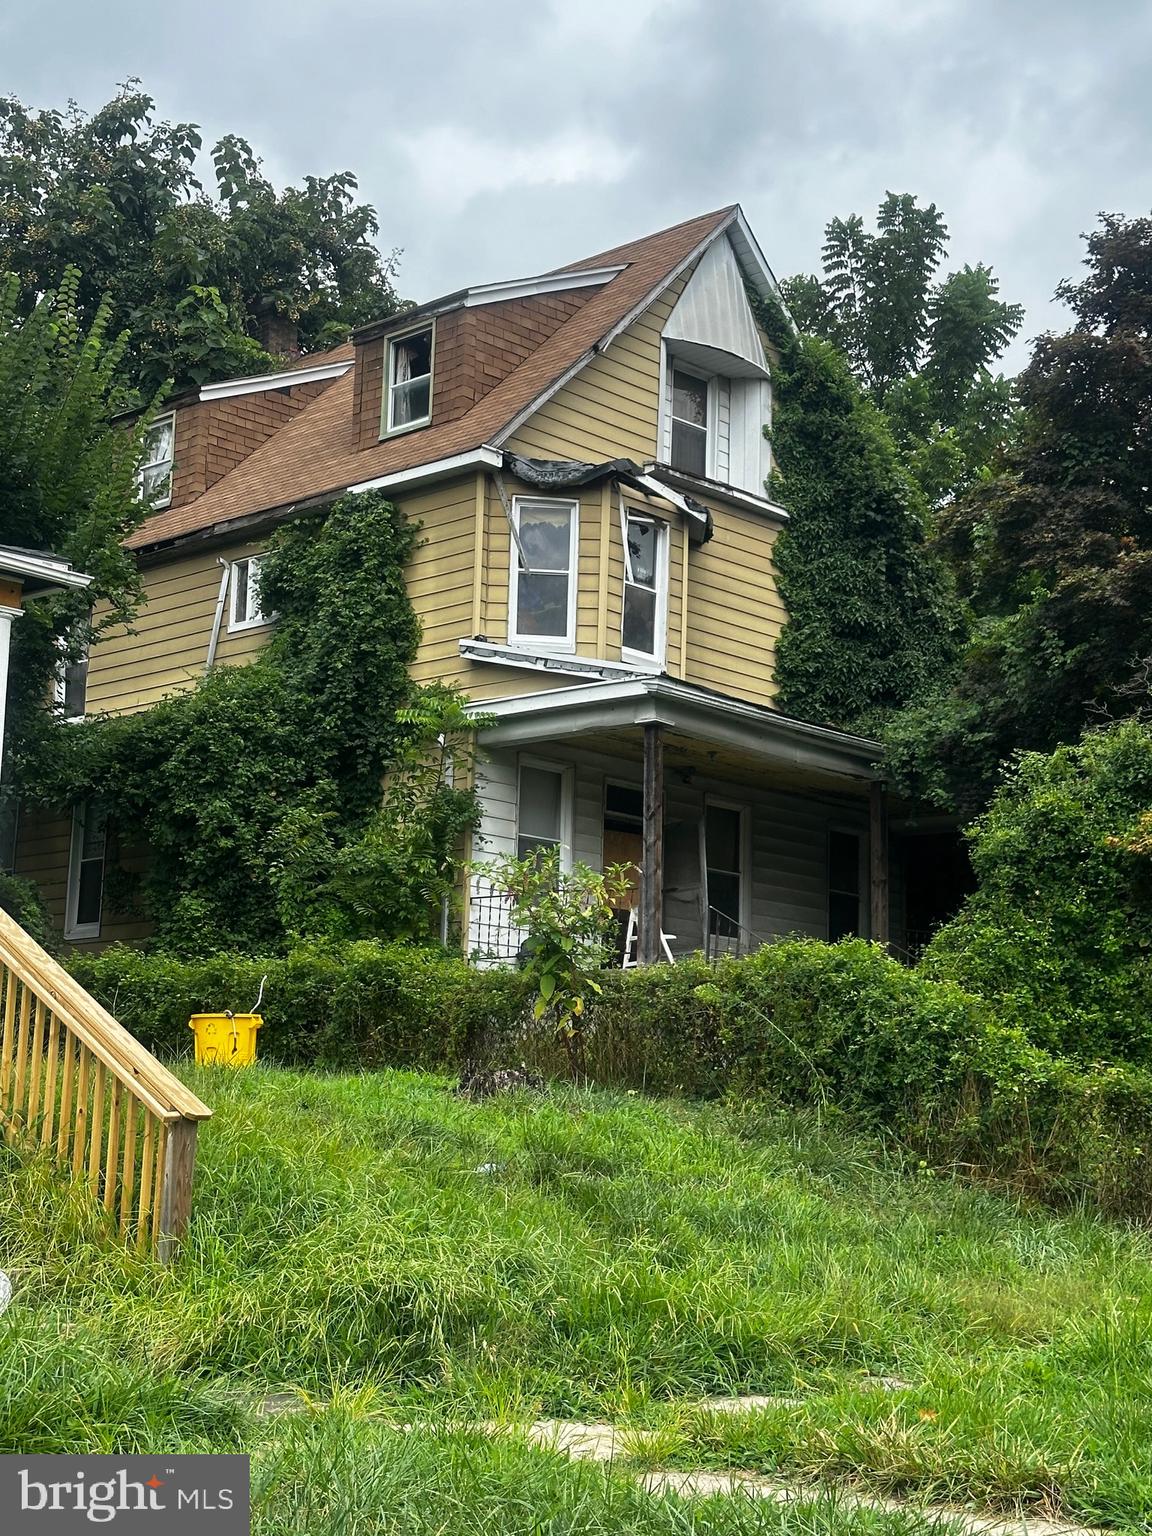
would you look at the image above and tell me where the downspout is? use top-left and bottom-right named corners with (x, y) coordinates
top-left (204, 560), bottom-right (230, 674)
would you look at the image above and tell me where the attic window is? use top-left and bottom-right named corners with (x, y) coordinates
top-left (385, 325), bottom-right (433, 433)
top-left (670, 369), bottom-right (709, 477)
top-left (139, 413), bottom-right (175, 507)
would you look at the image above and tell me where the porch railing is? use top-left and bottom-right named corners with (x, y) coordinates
top-left (0, 906), bottom-right (211, 1262)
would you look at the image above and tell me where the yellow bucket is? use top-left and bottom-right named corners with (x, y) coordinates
top-left (189, 1012), bottom-right (262, 1066)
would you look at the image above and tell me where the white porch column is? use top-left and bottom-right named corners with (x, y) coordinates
top-left (0, 591), bottom-right (24, 790)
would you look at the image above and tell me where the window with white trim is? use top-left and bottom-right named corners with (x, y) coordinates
top-left (385, 325), bottom-right (433, 432)
top-left (621, 512), bottom-right (666, 661)
top-left (65, 801), bottom-right (107, 940)
top-left (705, 802), bottom-right (746, 942)
top-left (509, 497), bottom-right (578, 649)
top-left (229, 555), bottom-right (271, 632)
top-left (828, 829), bottom-right (863, 940)
top-left (138, 413), bottom-right (175, 507)
top-left (670, 368), bottom-right (710, 477)
top-left (516, 761), bottom-right (569, 862)
top-left (53, 618), bottom-right (90, 721)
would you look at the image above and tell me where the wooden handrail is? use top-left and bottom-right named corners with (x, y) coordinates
top-left (0, 906), bottom-right (211, 1262)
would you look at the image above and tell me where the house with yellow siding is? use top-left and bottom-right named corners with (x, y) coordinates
top-left (10, 205), bottom-right (890, 962)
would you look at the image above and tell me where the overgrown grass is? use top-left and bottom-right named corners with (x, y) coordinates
top-left (2, 1066), bottom-right (1152, 1529)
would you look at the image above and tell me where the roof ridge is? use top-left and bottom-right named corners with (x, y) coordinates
top-left (552, 205), bottom-right (737, 274)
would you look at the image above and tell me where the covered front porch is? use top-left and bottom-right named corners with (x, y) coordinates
top-left (466, 678), bottom-right (888, 965)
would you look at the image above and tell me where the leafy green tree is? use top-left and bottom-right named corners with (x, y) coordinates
top-left (759, 298), bottom-right (961, 735)
top-left (0, 268), bottom-right (154, 784)
top-left (784, 193), bottom-right (1023, 503)
top-left (887, 212), bottom-right (1152, 812)
top-left (0, 83), bottom-right (401, 395)
top-left (923, 720), bottom-right (1152, 1060)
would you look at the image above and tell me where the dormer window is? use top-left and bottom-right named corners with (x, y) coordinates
top-left (670, 369), bottom-right (709, 477)
top-left (385, 325), bottom-right (434, 433)
top-left (139, 413), bottom-right (175, 507)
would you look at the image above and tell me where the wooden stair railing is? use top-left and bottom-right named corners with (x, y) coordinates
top-left (0, 906), bottom-right (211, 1262)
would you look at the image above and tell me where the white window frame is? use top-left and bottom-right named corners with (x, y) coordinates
top-left (620, 508), bottom-right (669, 666)
top-left (137, 411), bottom-right (175, 508)
top-left (827, 825), bottom-right (866, 941)
top-left (65, 801), bottom-right (106, 942)
top-left (52, 625), bottom-right (90, 722)
top-left (508, 496), bottom-right (580, 653)
top-left (383, 322), bottom-right (435, 436)
top-left (702, 796), bottom-right (751, 938)
top-left (666, 361), bottom-right (719, 480)
top-left (516, 755), bottom-right (574, 870)
top-left (228, 554), bottom-right (272, 633)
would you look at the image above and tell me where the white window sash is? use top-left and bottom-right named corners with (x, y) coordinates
top-left (620, 510), bottom-right (668, 664)
top-left (137, 413), bottom-right (175, 508)
top-left (516, 756), bottom-right (574, 870)
top-left (228, 555), bottom-right (270, 632)
top-left (65, 802), bottom-right (106, 941)
top-left (385, 326), bottom-right (434, 433)
top-left (507, 496), bottom-right (579, 652)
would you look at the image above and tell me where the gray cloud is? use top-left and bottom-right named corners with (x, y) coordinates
top-left (2, 0), bottom-right (1150, 370)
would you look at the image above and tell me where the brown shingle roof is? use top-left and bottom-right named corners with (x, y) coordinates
top-left (127, 207), bottom-right (736, 551)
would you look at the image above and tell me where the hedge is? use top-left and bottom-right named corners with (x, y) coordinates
top-left (69, 937), bottom-right (1152, 1217)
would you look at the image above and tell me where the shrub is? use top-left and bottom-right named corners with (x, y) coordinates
top-left (922, 720), bottom-right (1152, 1060)
top-left (68, 941), bottom-right (530, 1070)
top-left (67, 932), bottom-right (1152, 1216)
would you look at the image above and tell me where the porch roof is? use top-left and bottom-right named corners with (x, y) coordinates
top-left (472, 678), bottom-right (882, 785)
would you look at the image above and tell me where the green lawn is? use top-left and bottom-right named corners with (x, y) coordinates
top-left (2, 1065), bottom-right (1151, 1532)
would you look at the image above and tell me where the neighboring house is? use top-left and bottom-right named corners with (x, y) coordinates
top-left (10, 204), bottom-right (910, 960)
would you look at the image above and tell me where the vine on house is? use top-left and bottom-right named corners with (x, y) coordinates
top-left (28, 489), bottom-right (483, 955)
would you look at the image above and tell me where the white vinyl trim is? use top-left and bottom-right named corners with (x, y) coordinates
top-left (199, 359), bottom-right (353, 401)
top-left (462, 265), bottom-right (626, 307)
top-left (347, 445), bottom-right (503, 496)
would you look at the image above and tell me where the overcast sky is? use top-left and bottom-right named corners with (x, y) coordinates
top-left (2, 0), bottom-right (1149, 371)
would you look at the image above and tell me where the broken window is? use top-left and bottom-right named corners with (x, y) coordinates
top-left (622, 513), bottom-right (665, 659)
top-left (387, 326), bottom-right (433, 431)
top-left (138, 413), bottom-right (175, 506)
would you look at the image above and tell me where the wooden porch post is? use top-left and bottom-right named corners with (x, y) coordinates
top-left (869, 780), bottom-right (890, 948)
top-left (157, 1118), bottom-right (200, 1264)
top-left (639, 722), bottom-right (665, 965)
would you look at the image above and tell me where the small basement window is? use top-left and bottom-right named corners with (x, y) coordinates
top-left (138, 413), bottom-right (175, 506)
top-left (670, 368), bottom-right (709, 477)
top-left (386, 326), bottom-right (434, 432)
top-left (229, 554), bottom-right (271, 632)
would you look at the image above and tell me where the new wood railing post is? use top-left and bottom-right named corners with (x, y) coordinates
top-left (157, 1118), bottom-right (200, 1265)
